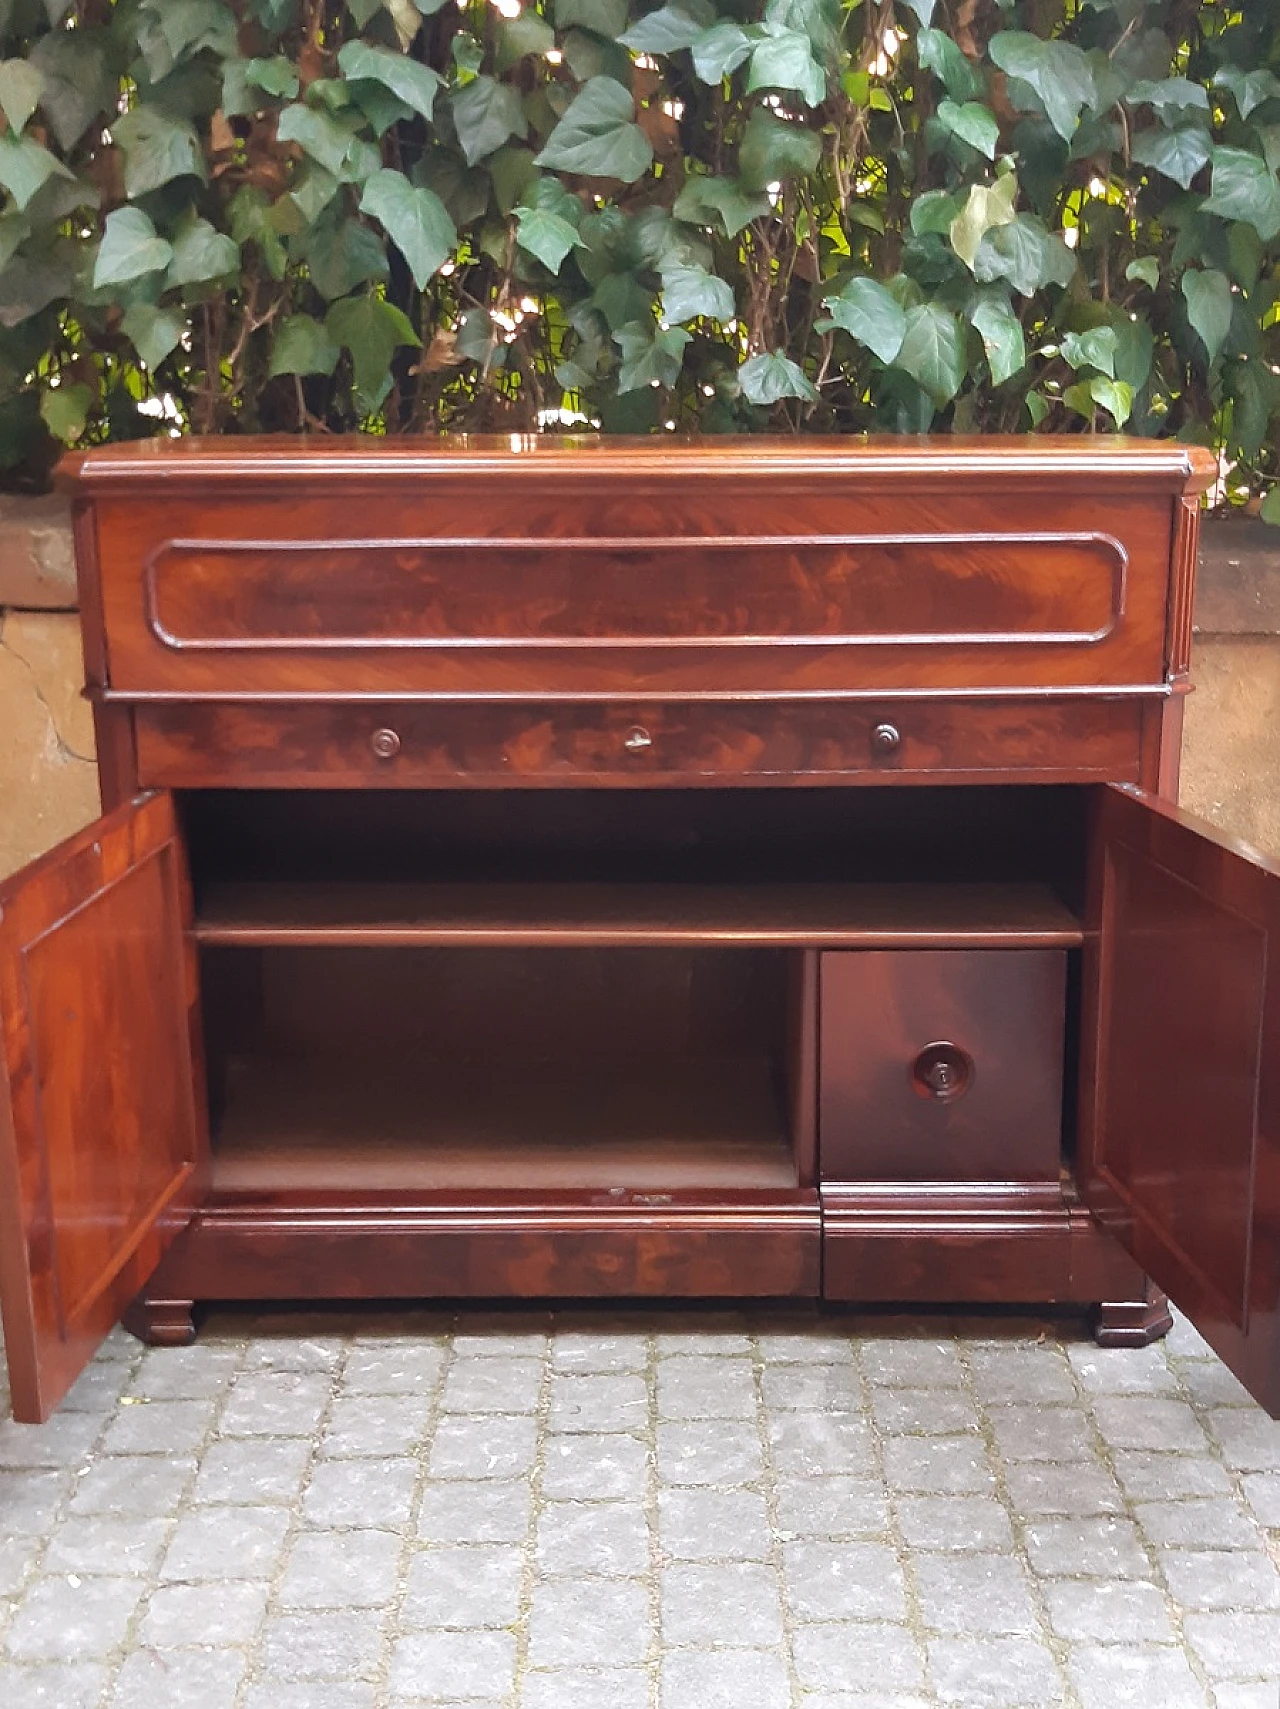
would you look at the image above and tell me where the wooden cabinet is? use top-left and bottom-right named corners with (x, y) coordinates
top-left (6, 435), bottom-right (1280, 1425)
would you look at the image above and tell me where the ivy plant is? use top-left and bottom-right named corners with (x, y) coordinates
top-left (0, 0), bottom-right (1277, 516)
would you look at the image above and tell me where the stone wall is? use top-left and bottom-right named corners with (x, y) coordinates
top-left (0, 499), bottom-right (1277, 881)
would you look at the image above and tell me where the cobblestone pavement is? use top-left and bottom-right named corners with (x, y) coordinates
top-left (0, 1305), bottom-right (1278, 1708)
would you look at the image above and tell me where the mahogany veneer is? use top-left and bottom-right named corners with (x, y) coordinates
top-left (7, 434), bottom-right (1280, 1424)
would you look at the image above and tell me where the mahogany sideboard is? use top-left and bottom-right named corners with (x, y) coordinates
top-left (3, 435), bottom-right (1279, 1426)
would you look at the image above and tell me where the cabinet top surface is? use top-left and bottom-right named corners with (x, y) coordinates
top-left (60, 434), bottom-right (1217, 494)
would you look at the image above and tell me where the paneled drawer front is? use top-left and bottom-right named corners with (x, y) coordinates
top-left (133, 697), bottom-right (1146, 788)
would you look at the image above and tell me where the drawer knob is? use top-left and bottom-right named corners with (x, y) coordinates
top-left (370, 727), bottom-right (402, 760)
top-left (911, 1042), bottom-right (974, 1103)
top-left (871, 722), bottom-right (901, 756)
top-left (623, 725), bottom-right (653, 753)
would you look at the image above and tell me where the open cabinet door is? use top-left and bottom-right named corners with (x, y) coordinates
top-left (0, 794), bottom-right (208, 1422)
top-left (1080, 784), bottom-right (1280, 1414)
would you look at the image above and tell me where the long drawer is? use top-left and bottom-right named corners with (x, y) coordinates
top-left (133, 696), bottom-right (1146, 788)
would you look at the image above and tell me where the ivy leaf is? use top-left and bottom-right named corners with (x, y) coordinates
top-left (1088, 375), bottom-right (1132, 427)
top-left (738, 108), bottom-right (822, 190)
top-left (516, 179), bottom-right (586, 273)
top-left (1060, 326), bottom-right (1117, 377)
top-left (165, 214), bottom-right (240, 288)
top-left (0, 134), bottom-right (72, 211)
top-left (969, 296), bottom-right (1025, 384)
top-left (937, 99), bottom-right (1000, 160)
top-left (29, 30), bottom-right (114, 151)
top-left (1128, 77), bottom-right (1210, 118)
top-left (1261, 486), bottom-right (1280, 527)
top-left (93, 208), bottom-right (174, 289)
top-left (738, 350), bottom-right (819, 404)
top-left (897, 0), bottom-right (936, 24)
top-left (819, 275), bottom-right (907, 363)
top-left (269, 312), bottom-right (340, 378)
top-left (673, 174), bottom-right (769, 236)
top-left (1203, 148), bottom-right (1280, 243)
top-left (112, 106), bottom-right (207, 197)
top-left (660, 263), bottom-right (734, 325)
top-left (326, 292), bottom-right (420, 412)
top-left (451, 77), bottom-right (529, 167)
top-left (1213, 66), bottom-right (1280, 122)
top-left (748, 28), bottom-right (826, 108)
top-left (894, 301), bottom-right (966, 407)
top-left (122, 301), bottom-right (187, 370)
top-left (1125, 256), bottom-right (1159, 289)
top-left (39, 380), bottom-right (92, 443)
top-left (915, 28), bottom-right (983, 103)
top-left (245, 55), bottom-right (300, 98)
top-left (1130, 125), bottom-right (1211, 191)
top-left (619, 3), bottom-right (714, 53)
top-left (277, 103), bottom-right (380, 183)
top-left (615, 321), bottom-right (691, 392)
top-left (989, 31), bottom-right (1095, 141)
top-left (555, 0), bottom-right (629, 35)
top-left (973, 214), bottom-right (1075, 296)
top-left (498, 14), bottom-right (556, 73)
top-left (305, 210), bottom-right (389, 300)
top-left (337, 40), bottom-right (442, 123)
top-left (690, 20), bottom-right (756, 84)
top-left (535, 78), bottom-right (654, 183)
top-left (1181, 267), bottom-right (1234, 366)
top-left (948, 175), bottom-right (1017, 269)
top-left (0, 61), bottom-right (44, 134)
top-left (359, 167), bottom-right (456, 287)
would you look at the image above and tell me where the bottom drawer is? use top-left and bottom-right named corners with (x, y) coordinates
top-left (133, 697), bottom-right (1145, 787)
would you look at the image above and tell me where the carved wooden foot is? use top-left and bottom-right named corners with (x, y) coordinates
top-left (122, 1295), bottom-right (197, 1347)
top-left (1093, 1288), bottom-right (1173, 1347)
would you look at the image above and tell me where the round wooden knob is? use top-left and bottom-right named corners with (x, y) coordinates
top-left (370, 727), bottom-right (402, 760)
top-left (871, 722), bottom-right (901, 756)
top-left (623, 726), bottom-right (653, 753)
top-left (911, 1042), bottom-right (974, 1102)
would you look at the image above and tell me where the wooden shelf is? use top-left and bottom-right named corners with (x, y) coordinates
top-left (195, 881), bottom-right (1081, 949)
top-left (210, 1055), bottom-right (796, 1194)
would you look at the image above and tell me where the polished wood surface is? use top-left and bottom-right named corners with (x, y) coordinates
top-left (0, 795), bottom-right (206, 1422)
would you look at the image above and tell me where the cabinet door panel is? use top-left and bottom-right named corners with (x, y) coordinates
top-left (0, 794), bottom-right (207, 1421)
top-left (1080, 785), bottom-right (1280, 1411)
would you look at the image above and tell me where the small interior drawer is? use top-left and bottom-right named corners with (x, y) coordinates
top-left (132, 697), bottom-right (1145, 788)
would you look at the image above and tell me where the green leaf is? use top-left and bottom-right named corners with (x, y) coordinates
top-left (897, 0), bottom-right (935, 24)
top-left (0, 60), bottom-right (44, 134)
top-left (39, 381), bottom-right (91, 443)
top-left (1181, 267), bottom-right (1234, 367)
top-left (1130, 126), bottom-right (1211, 191)
top-left (555, 0), bottom-right (629, 35)
top-left (690, 20), bottom-right (755, 84)
top-left (0, 213), bottom-right (29, 276)
top-left (1127, 77), bottom-right (1209, 118)
top-left (1261, 486), bottom-right (1280, 527)
top-left (165, 214), bottom-right (240, 288)
top-left (112, 106), bottom-right (206, 197)
top-left (948, 175), bottom-right (1017, 270)
top-left (535, 78), bottom-right (654, 184)
top-left (989, 31), bottom-right (1095, 141)
top-left (894, 301), bottom-right (966, 407)
top-left (1203, 148), bottom-right (1280, 244)
top-left (497, 13), bottom-right (556, 73)
top-left (1060, 326), bottom-right (1117, 377)
top-left (619, 2), bottom-right (714, 53)
top-left (673, 174), bottom-right (769, 237)
top-left (969, 296), bottom-right (1024, 384)
top-left (490, 146), bottom-right (540, 216)
top-left (916, 29), bottom-right (983, 103)
top-left (1088, 375), bottom-right (1132, 427)
top-left (270, 313), bottom-right (340, 378)
top-left (305, 210), bottom-right (389, 300)
top-left (973, 214), bottom-right (1075, 297)
top-left (660, 263), bottom-right (734, 325)
top-left (29, 29), bottom-right (115, 151)
top-left (1213, 67), bottom-right (1280, 122)
top-left (93, 207), bottom-right (173, 289)
top-left (615, 321), bottom-right (691, 392)
top-left (738, 108), bottom-right (822, 190)
top-left (747, 28), bottom-right (826, 108)
top-left (0, 134), bottom-right (71, 212)
top-left (1125, 256), bottom-right (1159, 289)
top-left (360, 168), bottom-right (457, 288)
top-left (738, 350), bottom-right (818, 404)
top-left (937, 99), bottom-right (999, 160)
top-left (911, 188), bottom-right (967, 237)
top-left (820, 275), bottom-right (907, 363)
top-left (452, 32), bottom-right (484, 78)
top-left (336, 39), bottom-right (442, 123)
top-left (326, 292), bottom-right (420, 412)
top-left (277, 103), bottom-right (380, 183)
top-left (122, 301), bottom-right (186, 370)
top-left (516, 181), bottom-right (586, 273)
top-left (246, 55), bottom-right (300, 98)
top-left (451, 77), bottom-right (529, 167)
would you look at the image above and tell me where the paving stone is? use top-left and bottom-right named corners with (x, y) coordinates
top-left (760, 1364), bottom-right (862, 1412)
top-left (428, 1414), bottom-right (538, 1480)
top-left (0, 1534), bottom-right (41, 1597)
top-left (895, 1495), bottom-right (1014, 1552)
top-left (753, 1328), bottom-right (857, 1365)
top-left (1166, 1313), bottom-right (1219, 1360)
top-left (521, 1666), bottom-right (652, 1709)
top-left (659, 1648), bottom-right (790, 1709)
top-left (658, 1421), bottom-right (762, 1487)
top-left (1213, 1687), bottom-right (1280, 1708)
top-left (0, 1468), bottom-right (71, 1533)
top-left (782, 1540), bottom-right (906, 1621)
top-left (1159, 1548), bottom-right (1280, 1611)
top-left (766, 1412), bottom-right (872, 1478)
top-left (259, 1610), bottom-right (385, 1680)
top-left (321, 1395), bottom-right (431, 1458)
top-left (402, 1545), bottom-right (523, 1627)
top-left (43, 1516), bottom-right (170, 1577)
top-left (59, 1362), bottom-right (135, 1414)
top-left (138, 1580), bottom-right (269, 1647)
top-left (549, 1372), bottom-right (649, 1433)
top-left (1208, 1411), bottom-right (1280, 1472)
top-left (1241, 1473), bottom-right (1280, 1527)
top-left (1067, 1343), bottom-right (1179, 1395)
top-left (99, 1399), bottom-right (217, 1456)
top-left (927, 1634), bottom-right (1063, 1706)
top-left (652, 1317), bottom-right (753, 1357)
top-left (882, 1436), bottom-right (995, 1495)
top-left (109, 1645), bottom-right (247, 1708)
top-left (869, 1387), bottom-right (982, 1436)
top-left (301, 1456), bottom-right (418, 1528)
top-left (68, 1454), bottom-right (193, 1518)
top-left (441, 1356), bottom-right (544, 1416)
top-left (1091, 1396), bottom-right (1211, 1453)
top-left (340, 1343), bottom-right (447, 1394)
top-left (967, 1346), bottom-right (1077, 1405)
top-left (657, 1358), bottom-right (758, 1421)
top-left (1176, 1362), bottom-right (1255, 1409)
top-left (659, 1488), bottom-right (773, 1559)
top-left (1000, 1461), bottom-right (1125, 1516)
top-left (536, 1500), bottom-right (650, 1577)
top-left (1183, 1612), bottom-right (1280, 1679)
top-left (242, 1686), bottom-right (376, 1709)
top-left (1043, 1578), bottom-right (1177, 1644)
top-left (0, 1413), bottom-right (104, 1469)
top-left (1067, 1644), bottom-right (1212, 1708)
top-left (1136, 1498), bottom-right (1264, 1549)
top-left (773, 1476), bottom-right (888, 1541)
top-left (913, 1553), bottom-right (1038, 1635)
top-left (160, 1506), bottom-right (290, 1582)
top-left (218, 1373), bottom-right (332, 1437)
top-left (661, 1561), bottom-right (784, 1646)
top-left (241, 1334), bottom-right (345, 1374)
top-left (792, 1621), bottom-right (925, 1693)
top-left (129, 1346), bottom-right (242, 1401)
top-left (0, 1662), bottom-right (108, 1708)
top-left (418, 1479), bottom-right (533, 1543)
top-left (1022, 1516), bottom-right (1153, 1579)
top-left (1113, 1451), bottom-right (1234, 1501)
top-left (5, 1576), bottom-right (145, 1661)
top-left (190, 1437), bottom-right (313, 1504)
top-left (527, 1578), bottom-right (652, 1667)
top-left (986, 1404), bottom-right (1095, 1464)
top-left (858, 1339), bottom-right (964, 1388)
top-left (276, 1527), bottom-right (401, 1609)
top-left (549, 1331), bottom-right (650, 1373)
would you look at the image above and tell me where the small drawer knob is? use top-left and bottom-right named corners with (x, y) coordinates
top-left (871, 721), bottom-right (901, 757)
top-left (370, 727), bottom-right (402, 760)
top-left (911, 1042), bottom-right (974, 1103)
top-left (623, 725), bottom-right (653, 753)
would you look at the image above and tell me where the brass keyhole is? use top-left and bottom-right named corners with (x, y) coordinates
top-left (911, 1042), bottom-right (974, 1102)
